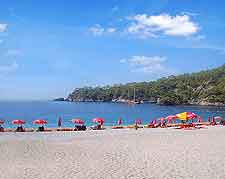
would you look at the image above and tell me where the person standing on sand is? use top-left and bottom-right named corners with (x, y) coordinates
top-left (58, 117), bottom-right (62, 128)
top-left (135, 123), bottom-right (138, 130)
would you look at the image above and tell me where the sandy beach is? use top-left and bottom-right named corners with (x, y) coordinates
top-left (0, 126), bottom-right (225, 179)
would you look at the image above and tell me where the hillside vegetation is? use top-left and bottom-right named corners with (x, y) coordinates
top-left (66, 64), bottom-right (225, 105)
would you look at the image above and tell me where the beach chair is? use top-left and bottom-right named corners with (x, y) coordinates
top-left (37, 126), bottom-right (45, 132)
top-left (90, 124), bottom-right (103, 130)
top-left (74, 125), bottom-right (87, 131)
top-left (0, 126), bottom-right (4, 132)
top-left (220, 120), bottom-right (225, 125)
top-left (16, 126), bottom-right (25, 132)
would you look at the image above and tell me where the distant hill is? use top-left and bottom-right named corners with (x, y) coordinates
top-left (66, 64), bottom-right (225, 106)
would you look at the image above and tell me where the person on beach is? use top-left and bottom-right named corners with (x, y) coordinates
top-left (135, 122), bottom-right (138, 130)
top-left (58, 117), bottom-right (62, 128)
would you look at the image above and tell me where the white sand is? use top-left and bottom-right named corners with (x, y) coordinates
top-left (0, 126), bottom-right (225, 179)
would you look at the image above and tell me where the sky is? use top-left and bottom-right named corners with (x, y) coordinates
top-left (0, 0), bottom-right (225, 100)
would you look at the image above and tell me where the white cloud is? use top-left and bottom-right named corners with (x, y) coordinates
top-left (106, 27), bottom-right (116, 33)
top-left (0, 61), bottom-right (18, 74)
top-left (127, 13), bottom-right (199, 38)
top-left (89, 24), bottom-right (104, 36)
top-left (0, 24), bottom-right (7, 33)
top-left (89, 24), bottom-right (116, 36)
top-left (6, 49), bottom-right (23, 57)
top-left (120, 56), bottom-right (167, 73)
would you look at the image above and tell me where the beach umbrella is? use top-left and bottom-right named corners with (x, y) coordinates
top-left (159, 117), bottom-right (165, 124)
top-left (117, 118), bottom-right (122, 125)
top-left (33, 119), bottom-right (47, 125)
top-left (0, 120), bottom-right (4, 125)
top-left (153, 119), bottom-right (157, 125)
top-left (135, 119), bottom-right (142, 125)
top-left (71, 118), bottom-right (84, 125)
top-left (166, 115), bottom-right (177, 123)
top-left (176, 112), bottom-right (188, 121)
top-left (176, 112), bottom-right (197, 121)
top-left (187, 112), bottom-right (197, 119)
top-left (166, 115), bottom-right (177, 120)
top-left (214, 116), bottom-right (223, 121)
top-left (12, 119), bottom-right (25, 125)
top-left (93, 117), bottom-right (105, 125)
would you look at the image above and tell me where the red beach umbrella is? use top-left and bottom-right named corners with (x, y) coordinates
top-left (71, 118), bottom-right (84, 125)
top-left (117, 118), bottom-right (122, 125)
top-left (166, 115), bottom-right (177, 123)
top-left (166, 115), bottom-right (177, 120)
top-left (33, 119), bottom-right (47, 125)
top-left (0, 120), bottom-right (4, 125)
top-left (93, 117), bottom-right (104, 125)
top-left (12, 119), bottom-right (25, 125)
top-left (187, 112), bottom-right (197, 119)
top-left (135, 119), bottom-right (142, 125)
top-left (214, 116), bottom-right (223, 121)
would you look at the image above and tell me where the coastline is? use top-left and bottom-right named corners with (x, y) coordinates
top-left (53, 100), bottom-right (225, 107)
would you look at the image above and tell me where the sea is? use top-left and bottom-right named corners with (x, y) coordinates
top-left (0, 101), bottom-right (225, 128)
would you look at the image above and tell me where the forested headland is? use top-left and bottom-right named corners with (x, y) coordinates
top-left (63, 64), bottom-right (225, 105)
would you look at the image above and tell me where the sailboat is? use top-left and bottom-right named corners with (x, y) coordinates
top-left (127, 88), bottom-right (141, 104)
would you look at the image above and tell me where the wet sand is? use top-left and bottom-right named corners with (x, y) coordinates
top-left (0, 126), bottom-right (225, 179)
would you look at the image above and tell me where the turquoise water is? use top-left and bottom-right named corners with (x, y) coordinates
top-left (0, 101), bottom-right (225, 128)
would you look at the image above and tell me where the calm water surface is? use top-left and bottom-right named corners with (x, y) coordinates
top-left (0, 101), bottom-right (225, 128)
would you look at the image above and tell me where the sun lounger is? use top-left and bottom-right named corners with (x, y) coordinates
top-left (74, 125), bottom-right (87, 131)
top-left (111, 126), bottom-right (124, 129)
top-left (90, 124), bottom-right (104, 130)
top-left (37, 126), bottom-right (45, 132)
top-left (56, 128), bottom-right (72, 131)
top-left (0, 126), bottom-right (4, 132)
top-left (16, 126), bottom-right (25, 132)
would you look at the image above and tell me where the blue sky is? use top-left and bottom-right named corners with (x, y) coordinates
top-left (0, 0), bottom-right (225, 100)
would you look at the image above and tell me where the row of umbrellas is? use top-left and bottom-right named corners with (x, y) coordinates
top-left (0, 114), bottom-right (223, 126)
top-left (0, 118), bottom-right (105, 126)
top-left (159, 112), bottom-right (223, 123)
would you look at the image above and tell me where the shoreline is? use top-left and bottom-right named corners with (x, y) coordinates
top-left (53, 100), bottom-right (225, 107)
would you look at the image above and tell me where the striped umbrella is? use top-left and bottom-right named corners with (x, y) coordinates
top-left (33, 119), bottom-right (47, 125)
top-left (93, 117), bottom-right (105, 125)
top-left (12, 119), bottom-right (25, 125)
top-left (71, 119), bottom-right (85, 125)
